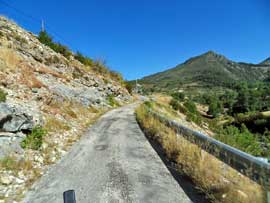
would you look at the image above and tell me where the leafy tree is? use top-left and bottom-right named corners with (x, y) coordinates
top-left (217, 124), bottom-right (263, 156)
top-left (208, 97), bottom-right (223, 117)
top-left (38, 31), bottom-right (53, 47)
top-left (233, 84), bottom-right (249, 113)
top-left (183, 100), bottom-right (197, 114)
top-left (171, 92), bottom-right (185, 102)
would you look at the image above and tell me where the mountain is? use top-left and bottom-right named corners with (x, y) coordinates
top-left (139, 51), bottom-right (270, 92)
top-left (260, 57), bottom-right (270, 65)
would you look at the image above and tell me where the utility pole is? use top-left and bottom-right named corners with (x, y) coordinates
top-left (41, 19), bottom-right (45, 32)
top-left (135, 79), bottom-right (138, 93)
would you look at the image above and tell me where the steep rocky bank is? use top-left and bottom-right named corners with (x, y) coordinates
top-left (0, 16), bottom-right (132, 202)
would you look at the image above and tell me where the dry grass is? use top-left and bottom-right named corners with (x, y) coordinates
top-left (44, 116), bottom-right (71, 133)
top-left (34, 65), bottom-right (67, 79)
top-left (152, 93), bottom-right (172, 106)
top-left (136, 104), bottom-right (265, 203)
top-left (0, 48), bottom-right (22, 71)
top-left (0, 156), bottom-right (33, 173)
top-left (19, 63), bottom-right (46, 89)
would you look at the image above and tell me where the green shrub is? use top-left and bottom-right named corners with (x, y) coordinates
top-left (216, 124), bottom-right (264, 156)
top-left (38, 31), bottom-right (71, 59)
top-left (107, 95), bottom-right (119, 107)
top-left (169, 99), bottom-right (180, 110)
top-left (144, 101), bottom-right (153, 108)
top-left (21, 126), bottom-right (47, 150)
top-left (125, 82), bottom-right (133, 94)
top-left (208, 99), bottom-right (223, 118)
top-left (0, 89), bottom-right (7, 102)
top-left (109, 70), bottom-right (124, 83)
top-left (171, 92), bottom-right (185, 101)
top-left (0, 156), bottom-right (16, 170)
top-left (74, 51), bottom-right (94, 66)
top-left (183, 100), bottom-right (197, 114)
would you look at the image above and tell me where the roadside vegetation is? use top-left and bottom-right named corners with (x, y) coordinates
top-left (21, 127), bottom-right (47, 150)
top-left (136, 101), bottom-right (265, 203)
top-left (166, 81), bottom-right (270, 157)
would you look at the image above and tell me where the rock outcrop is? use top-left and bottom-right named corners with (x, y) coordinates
top-left (0, 103), bottom-right (34, 133)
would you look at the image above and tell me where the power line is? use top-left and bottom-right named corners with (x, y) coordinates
top-left (0, 0), bottom-right (40, 23)
top-left (0, 0), bottom-right (76, 51)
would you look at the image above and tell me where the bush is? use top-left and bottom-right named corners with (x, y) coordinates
top-left (21, 126), bottom-right (47, 150)
top-left (208, 99), bottom-right (223, 118)
top-left (216, 124), bottom-right (263, 156)
top-left (38, 31), bottom-right (71, 59)
top-left (109, 70), bottom-right (124, 83)
top-left (38, 31), bottom-right (53, 47)
top-left (169, 99), bottom-right (180, 110)
top-left (107, 95), bottom-right (119, 107)
top-left (74, 51), bottom-right (94, 66)
top-left (144, 101), bottom-right (153, 109)
top-left (171, 92), bottom-right (185, 101)
top-left (0, 156), bottom-right (16, 170)
top-left (125, 82), bottom-right (133, 94)
top-left (183, 100), bottom-right (197, 114)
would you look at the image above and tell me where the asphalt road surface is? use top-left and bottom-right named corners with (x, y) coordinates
top-left (24, 103), bottom-right (192, 203)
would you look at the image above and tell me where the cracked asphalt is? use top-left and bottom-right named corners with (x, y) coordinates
top-left (24, 103), bottom-right (192, 203)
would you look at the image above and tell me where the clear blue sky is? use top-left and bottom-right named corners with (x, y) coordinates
top-left (0, 0), bottom-right (269, 80)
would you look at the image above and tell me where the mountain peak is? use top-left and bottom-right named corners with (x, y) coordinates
top-left (260, 57), bottom-right (270, 65)
top-left (204, 50), bottom-right (217, 56)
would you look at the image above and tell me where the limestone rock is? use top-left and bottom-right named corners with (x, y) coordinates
top-left (0, 103), bottom-right (34, 133)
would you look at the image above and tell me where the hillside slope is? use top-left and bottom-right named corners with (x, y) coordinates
top-left (0, 16), bottom-right (131, 202)
top-left (139, 51), bottom-right (270, 91)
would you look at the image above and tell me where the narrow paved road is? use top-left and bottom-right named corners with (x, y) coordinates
top-left (24, 103), bottom-right (192, 203)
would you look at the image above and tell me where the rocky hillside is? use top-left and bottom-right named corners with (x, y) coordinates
top-left (139, 51), bottom-right (270, 92)
top-left (0, 16), bottom-right (131, 202)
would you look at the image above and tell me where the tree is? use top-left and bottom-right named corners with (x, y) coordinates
top-left (265, 70), bottom-right (270, 82)
top-left (38, 31), bottom-right (53, 47)
top-left (208, 98), bottom-right (223, 118)
top-left (233, 83), bottom-right (250, 113)
top-left (171, 92), bottom-right (185, 102)
top-left (183, 100), bottom-right (197, 114)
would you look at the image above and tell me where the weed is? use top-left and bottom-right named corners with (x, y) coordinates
top-left (0, 156), bottom-right (16, 170)
top-left (21, 126), bottom-right (47, 150)
top-left (107, 95), bottom-right (119, 107)
top-left (0, 88), bottom-right (7, 102)
top-left (44, 116), bottom-right (71, 132)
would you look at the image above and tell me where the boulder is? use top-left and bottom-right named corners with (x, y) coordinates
top-left (0, 174), bottom-right (14, 185)
top-left (0, 103), bottom-right (34, 133)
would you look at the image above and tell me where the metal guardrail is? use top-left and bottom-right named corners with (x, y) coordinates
top-left (147, 109), bottom-right (270, 201)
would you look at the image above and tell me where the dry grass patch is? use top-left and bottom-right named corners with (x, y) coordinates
top-left (44, 116), bottom-right (71, 133)
top-left (19, 63), bottom-right (46, 89)
top-left (34, 65), bottom-right (67, 79)
top-left (136, 103), bottom-right (265, 203)
top-left (0, 156), bottom-right (33, 172)
top-left (0, 48), bottom-right (22, 71)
